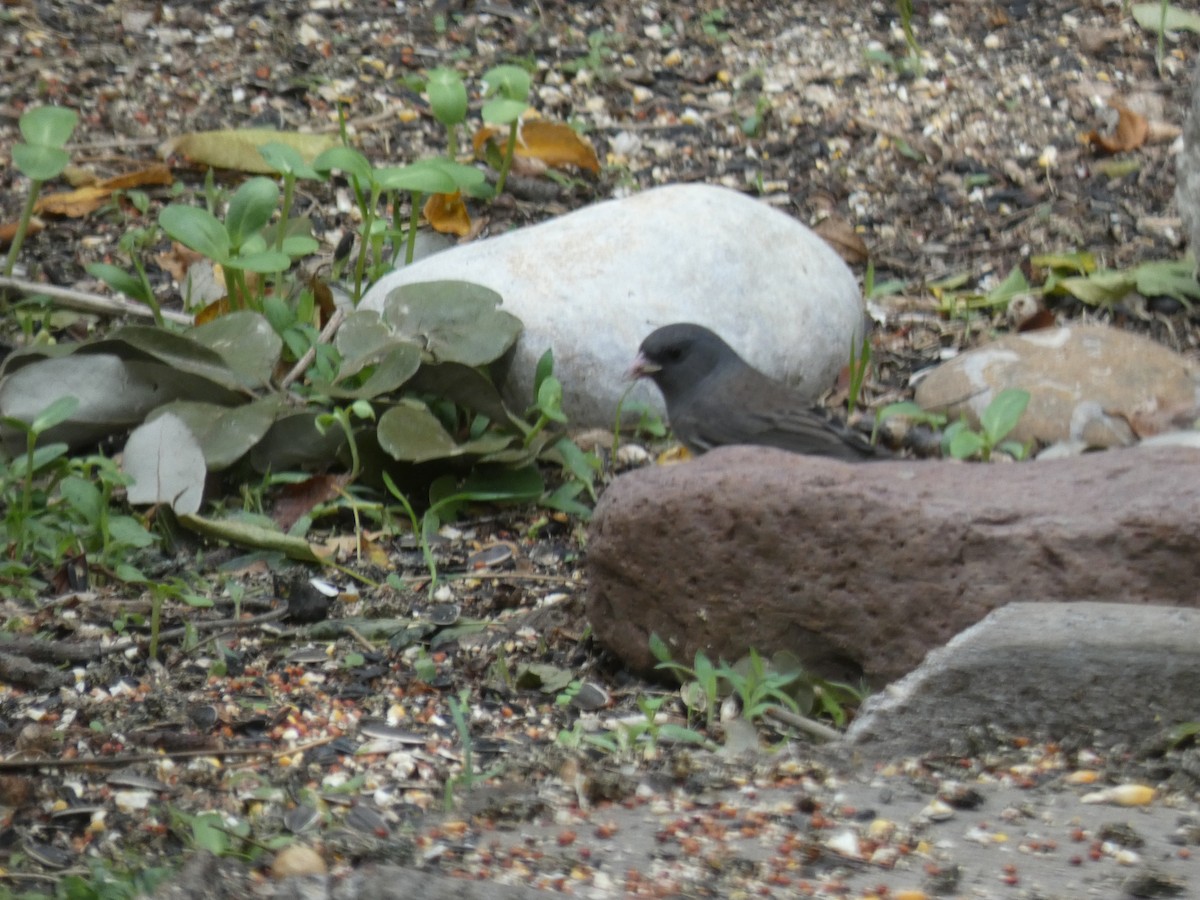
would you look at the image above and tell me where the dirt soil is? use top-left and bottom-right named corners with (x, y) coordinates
top-left (1, 0), bottom-right (1200, 898)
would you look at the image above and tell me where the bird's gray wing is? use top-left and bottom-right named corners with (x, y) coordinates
top-left (674, 375), bottom-right (884, 460)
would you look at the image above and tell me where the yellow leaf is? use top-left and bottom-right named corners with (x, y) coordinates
top-left (423, 190), bottom-right (472, 237)
top-left (473, 120), bottom-right (600, 175)
top-left (161, 129), bottom-right (339, 174)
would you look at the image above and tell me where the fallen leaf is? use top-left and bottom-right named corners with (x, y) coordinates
top-left (160, 128), bottom-right (339, 174)
top-left (34, 165), bottom-right (174, 217)
top-left (1086, 103), bottom-right (1148, 154)
top-left (813, 215), bottom-right (869, 265)
top-left (273, 473), bottom-right (352, 531)
top-left (0, 217), bottom-right (44, 248)
top-left (34, 184), bottom-right (112, 217)
top-left (473, 120), bottom-right (601, 175)
top-left (423, 190), bottom-right (472, 236)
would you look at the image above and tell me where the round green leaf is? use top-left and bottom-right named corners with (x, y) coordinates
top-left (482, 65), bottom-right (532, 100)
top-left (378, 399), bottom-right (458, 463)
top-left (481, 98), bottom-right (529, 125)
top-left (19, 106), bottom-right (79, 148)
top-left (383, 280), bottom-right (522, 366)
top-left (12, 143), bottom-right (70, 181)
top-left (426, 68), bottom-right (468, 126)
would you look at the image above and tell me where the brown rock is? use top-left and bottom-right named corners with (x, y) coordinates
top-left (912, 324), bottom-right (1200, 448)
top-left (585, 445), bottom-right (1200, 685)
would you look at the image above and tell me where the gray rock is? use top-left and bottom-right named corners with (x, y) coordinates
top-left (585, 445), bottom-right (1200, 685)
top-left (360, 184), bottom-right (863, 427)
top-left (913, 324), bottom-right (1200, 448)
top-left (844, 602), bottom-right (1200, 759)
top-left (1178, 52), bottom-right (1200, 255)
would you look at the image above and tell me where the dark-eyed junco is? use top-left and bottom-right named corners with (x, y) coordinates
top-left (631, 323), bottom-right (885, 461)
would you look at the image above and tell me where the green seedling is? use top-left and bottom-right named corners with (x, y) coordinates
top-left (480, 64), bottom-right (533, 196)
top-left (940, 388), bottom-right (1031, 461)
top-left (651, 636), bottom-right (866, 734)
top-left (895, 0), bottom-right (922, 72)
top-left (88, 224), bottom-right (166, 325)
top-left (426, 67), bottom-right (469, 160)
top-left (3, 105), bottom-right (79, 288)
top-left (159, 176), bottom-right (291, 311)
top-left (314, 147), bottom-right (484, 296)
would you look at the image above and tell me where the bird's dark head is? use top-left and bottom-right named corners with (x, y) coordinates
top-left (630, 323), bottom-right (738, 396)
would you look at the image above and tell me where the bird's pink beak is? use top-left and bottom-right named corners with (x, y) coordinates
top-left (628, 353), bottom-right (660, 380)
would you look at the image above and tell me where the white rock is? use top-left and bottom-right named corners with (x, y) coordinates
top-left (360, 184), bottom-right (864, 427)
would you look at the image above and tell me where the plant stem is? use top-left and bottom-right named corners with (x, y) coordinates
top-left (494, 125), bottom-right (519, 196)
top-left (2, 179), bottom-right (43, 285)
top-left (404, 192), bottom-right (422, 266)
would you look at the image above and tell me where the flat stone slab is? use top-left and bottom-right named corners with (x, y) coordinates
top-left (845, 602), bottom-right (1200, 760)
top-left (586, 445), bottom-right (1200, 685)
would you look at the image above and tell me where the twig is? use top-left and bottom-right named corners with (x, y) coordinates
top-left (0, 275), bottom-right (192, 324)
top-left (762, 705), bottom-right (844, 743)
top-left (281, 306), bottom-right (346, 388)
top-left (0, 746), bottom-right (273, 772)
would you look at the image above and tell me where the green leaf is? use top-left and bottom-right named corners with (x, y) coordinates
top-left (1131, 3), bottom-right (1200, 33)
top-left (984, 266), bottom-right (1029, 307)
top-left (375, 161), bottom-right (457, 194)
top-left (87, 262), bottom-right (152, 303)
top-left (1134, 258), bottom-right (1200, 306)
top-left (482, 64), bottom-right (532, 100)
top-left (649, 633), bottom-right (672, 663)
top-left (383, 280), bottom-right (522, 366)
top-left (229, 249), bottom-right (291, 273)
top-left (178, 513), bottom-right (327, 564)
top-left (11, 143), bottom-right (70, 181)
top-left (160, 205), bottom-right (231, 263)
top-left (535, 376), bottom-right (568, 424)
top-left (107, 515), bottom-right (156, 549)
top-left (481, 98), bottom-right (529, 125)
top-left (980, 389), bottom-right (1029, 444)
top-left (540, 481), bottom-right (592, 518)
top-left (426, 67), bottom-right (468, 126)
top-left (188, 311), bottom-right (283, 389)
top-left (429, 465), bottom-right (545, 515)
top-left (31, 395), bottom-right (80, 433)
top-left (19, 106), bottom-right (79, 148)
top-left (225, 177), bottom-right (279, 246)
top-left (281, 234), bottom-right (321, 257)
top-left (313, 145), bottom-right (374, 183)
top-left (534, 348), bottom-right (554, 397)
top-left (257, 141), bottom-right (320, 179)
top-left (60, 476), bottom-right (102, 526)
top-left (147, 397), bottom-right (284, 471)
top-left (1030, 251), bottom-right (1096, 275)
top-left (1056, 270), bottom-right (1136, 306)
top-left (947, 427), bottom-right (986, 460)
top-left (377, 399), bottom-right (459, 463)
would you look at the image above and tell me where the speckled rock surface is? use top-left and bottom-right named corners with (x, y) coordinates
top-left (912, 324), bottom-right (1200, 448)
top-left (586, 445), bottom-right (1200, 684)
top-left (845, 602), bottom-right (1200, 759)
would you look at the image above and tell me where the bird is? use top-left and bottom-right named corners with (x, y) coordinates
top-left (630, 323), bottom-right (885, 461)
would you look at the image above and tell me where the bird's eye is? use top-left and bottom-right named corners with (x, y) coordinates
top-left (666, 347), bottom-right (683, 361)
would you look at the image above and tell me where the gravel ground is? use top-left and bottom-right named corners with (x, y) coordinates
top-left (1, 1), bottom-right (1199, 898)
